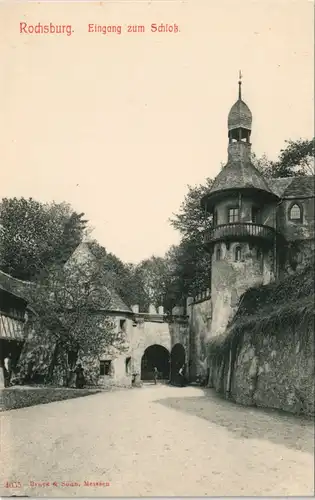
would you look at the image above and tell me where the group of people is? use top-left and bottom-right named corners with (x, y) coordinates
top-left (2, 354), bottom-right (86, 390)
top-left (153, 363), bottom-right (187, 387)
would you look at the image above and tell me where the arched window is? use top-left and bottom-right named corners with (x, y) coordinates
top-left (234, 246), bottom-right (242, 262)
top-left (215, 245), bottom-right (221, 261)
top-left (289, 203), bottom-right (303, 222)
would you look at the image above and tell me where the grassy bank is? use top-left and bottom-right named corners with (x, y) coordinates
top-left (0, 386), bottom-right (101, 412)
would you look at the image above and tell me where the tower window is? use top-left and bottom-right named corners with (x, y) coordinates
top-left (234, 246), bottom-right (242, 262)
top-left (289, 203), bottom-right (303, 222)
top-left (228, 207), bottom-right (239, 223)
top-left (215, 246), bottom-right (221, 261)
top-left (213, 209), bottom-right (218, 226)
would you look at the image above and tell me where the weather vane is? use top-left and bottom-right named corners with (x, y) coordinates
top-left (238, 70), bottom-right (242, 99)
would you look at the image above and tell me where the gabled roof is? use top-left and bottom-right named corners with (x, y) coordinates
top-left (66, 242), bottom-right (132, 314)
top-left (267, 176), bottom-right (315, 198)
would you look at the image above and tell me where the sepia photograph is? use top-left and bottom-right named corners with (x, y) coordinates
top-left (0, 0), bottom-right (314, 497)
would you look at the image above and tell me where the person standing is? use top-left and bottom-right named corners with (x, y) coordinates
top-left (178, 364), bottom-right (185, 387)
top-left (4, 353), bottom-right (12, 388)
top-left (153, 366), bottom-right (158, 385)
top-left (74, 363), bottom-right (85, 389)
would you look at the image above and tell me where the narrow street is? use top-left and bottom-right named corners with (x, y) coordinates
top-left (1, 384), bottom-right (314, 497)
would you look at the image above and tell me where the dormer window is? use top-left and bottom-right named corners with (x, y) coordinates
top-left (228, 207), bottom-right (239, 223)
top-left (289, 203), bottom-right (303, 222)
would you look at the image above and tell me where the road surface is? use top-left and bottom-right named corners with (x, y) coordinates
top-left (1, 384), bottom-right (314, 497)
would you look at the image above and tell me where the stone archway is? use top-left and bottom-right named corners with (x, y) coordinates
top-left (170, 343), bottom-right (186, 385)
top-left (141, 344), bottom-right (170, 381)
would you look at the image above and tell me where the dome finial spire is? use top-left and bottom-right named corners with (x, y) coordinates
top-left (238, 70), bottom-right (242, 100)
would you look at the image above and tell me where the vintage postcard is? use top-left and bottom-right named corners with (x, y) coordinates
top-left (0, 0), bottom-right (314, 497)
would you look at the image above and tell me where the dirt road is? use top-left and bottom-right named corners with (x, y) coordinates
top-left (1, 384), bottom-right (314, 496)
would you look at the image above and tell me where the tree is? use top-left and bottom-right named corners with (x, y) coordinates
top-left (0, 198), bottom-right (88, 280)
top-left (167, 179), bottom-right (213, 305)
top-left (132, 256), bottom-right (173, 312)
top-left (169, 178), bottom-right (213, 238)
top-left (275, 138), bottom-right (314, 177)
top-left (86, 239), bottom-right (142, 307)
top-left (252, 138), bottom-right (314, 178)
top-left (27, 259), bottom-right (126, 385)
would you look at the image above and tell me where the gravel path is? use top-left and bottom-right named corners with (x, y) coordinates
top-left (1, 384), bottom-right (314, 497)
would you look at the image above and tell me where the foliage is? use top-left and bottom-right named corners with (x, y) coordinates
top-left (252, 138), bottom-right (314, 178)
top-left (0, 197), bottom-right (88, 280)
top-left (169, 178), bottom-right (213, 238)
top-left (28, 259), bottom-right (126, 383)
top-left (0, 387), bottom-right (100, 412)
top-left (86, 240), bottom-right (142, 308)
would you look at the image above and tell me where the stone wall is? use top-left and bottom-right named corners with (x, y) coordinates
top-left (211, 241), bottom-right (274, 337)
top-left (187, 296), bottom-right (211, 380)
top-left (209, 321), bottom-right (314, 417)
top-left (208, 266), bottom-right (315, 417)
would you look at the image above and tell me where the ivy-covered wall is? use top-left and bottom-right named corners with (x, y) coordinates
top-left (208, 263), bottom-right (314, 417)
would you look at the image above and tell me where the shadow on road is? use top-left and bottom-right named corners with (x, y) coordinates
top-left (153, 387), bottom-right (314, 454)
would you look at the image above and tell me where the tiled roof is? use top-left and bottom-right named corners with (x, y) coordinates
top-left (267, 176), bottom-right (315, 198)
top-left (209, 160), bottom-right (273, 195)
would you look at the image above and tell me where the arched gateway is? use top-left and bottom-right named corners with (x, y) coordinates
top-left (141, 344), bottom-right (170, 381)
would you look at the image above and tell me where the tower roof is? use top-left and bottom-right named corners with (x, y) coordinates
top-left (228, 99), bottom-right (252, 131)
top-left (201, 74), bottom-right (279, 210)
top-left (210, 159), bottom-right (272, 194)
top-left (227, 72), bottom-right (252, 131)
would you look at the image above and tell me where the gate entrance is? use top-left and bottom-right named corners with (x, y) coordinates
top-left (170, 343), bottom-right (186, 385)
top-left (141, 344), bottom-right (170, 381)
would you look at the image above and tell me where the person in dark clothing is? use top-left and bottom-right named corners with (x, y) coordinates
top-left (4, 353), bottom-right (12, 388)
top-left (153, 366), bottom-right (158, 385)
top-left (75, 363), bottom-right (85, 389)
top-left (178, 364), bottom-right (186, 387)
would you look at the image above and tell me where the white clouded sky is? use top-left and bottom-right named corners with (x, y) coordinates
top-left (1, 0), bottom-right (313, 263)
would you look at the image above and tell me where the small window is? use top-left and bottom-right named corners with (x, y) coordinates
top-left (100, 360), bottom-right (112, 376)
top-left (213, 210), bottom-right (218, 226)
top-left (289, 203), bottom-right (302, 222)
top-left (120, 319), bottom-right (126, 332)
top-left (228, 207), bottom-right (239, 223)
top-left (125, 357), bottom-right (131, 375)
top-left (216, 245), bottom-right (221, 261)
top-left (234, 246), bottom-right (242, 261)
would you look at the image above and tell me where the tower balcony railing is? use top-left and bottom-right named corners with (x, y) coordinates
top-left (204, 222), bottom-right (276, 246)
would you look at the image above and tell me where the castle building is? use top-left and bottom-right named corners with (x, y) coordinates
top-left (200, 77), bottom-right (314, 339)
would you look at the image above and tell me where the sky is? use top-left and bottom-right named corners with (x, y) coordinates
top-left (1, 0), bottom-right (314, 264)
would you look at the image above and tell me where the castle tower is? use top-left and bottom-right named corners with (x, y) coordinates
top-left (201, 74), bottom-right (280, 337)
